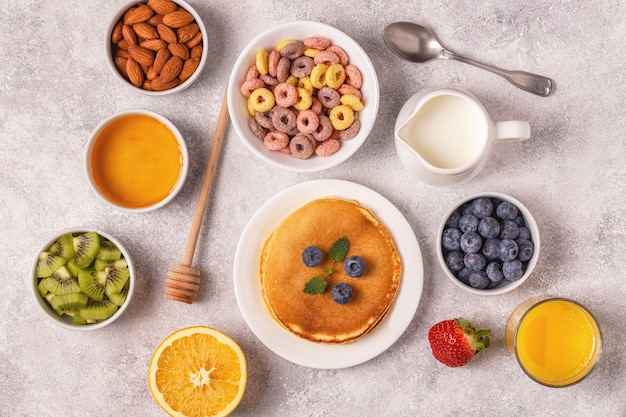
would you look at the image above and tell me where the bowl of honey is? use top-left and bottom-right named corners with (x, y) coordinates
top-left (85, 110), bottom-right (188, 212)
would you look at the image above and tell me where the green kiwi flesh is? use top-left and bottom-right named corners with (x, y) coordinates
top-left (78, 269), bottom-right (107, 301)
top-left (49, 292), bottom-right (89, 314)
top-left (94, 258), bottom-right (127, 272)
top-left (35, 252), bottom-right (68, 278)
top-left (72, 231), bottom-right (100, 269)
top-left (39, 266), bottom-right (81, 295)
top-left (79, 299), bottom-right (118, 321)
top-left (48, 233), bottom-right (75, 259)
top-left (96, 239), bottom-right (122, 261)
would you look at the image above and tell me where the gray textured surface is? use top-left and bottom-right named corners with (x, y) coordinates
top-left (2, 0), bottom-right (625, 416)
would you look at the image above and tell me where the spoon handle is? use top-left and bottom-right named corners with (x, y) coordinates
top-left (442, 50), bottom-right (554, 97)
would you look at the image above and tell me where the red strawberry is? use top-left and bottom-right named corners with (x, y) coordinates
top-left (428, 318), bottom-right (491, 367)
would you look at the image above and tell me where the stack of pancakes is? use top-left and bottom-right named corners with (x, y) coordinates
top-left (260, 197), bottom-right (402, 344)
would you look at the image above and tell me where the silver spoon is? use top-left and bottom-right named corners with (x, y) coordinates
top-left (383, 22), bottom-right (554, 97)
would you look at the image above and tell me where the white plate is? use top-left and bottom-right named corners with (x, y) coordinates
top-left (233, 179), bottom-right (423, 369)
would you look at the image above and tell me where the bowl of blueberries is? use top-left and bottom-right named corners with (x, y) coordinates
top-left (437, 192), bottom-right (540, 295)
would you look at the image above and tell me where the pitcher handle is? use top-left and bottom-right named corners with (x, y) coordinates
top-left (495, 121), bottom-right (530, 142)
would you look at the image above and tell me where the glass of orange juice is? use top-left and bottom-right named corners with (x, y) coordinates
top-left (505, 297), bottom-right (602, 387)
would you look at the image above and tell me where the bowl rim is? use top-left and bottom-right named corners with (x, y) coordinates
top-left (227, 19), bottom-right (380, 173)
top-left (104, 0), bottom-right (208, 96)
top-left (436, 191), bottom-right (541, 295)
top-left (84, 109), bottom-right (189, 213)
top-left (31, 227), bottom-right (136, 331)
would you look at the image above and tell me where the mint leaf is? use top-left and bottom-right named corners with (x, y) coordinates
top-left (303, 276), bottom-right (328, 294)
top-left (328, 236), bottom-right (349, 262)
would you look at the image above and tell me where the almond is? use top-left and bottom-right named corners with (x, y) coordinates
top-left (159, 56), bottom-right (183, 82)
top-left (126, 57), bottom-right (144, 87)
top-left (185, 31), bottom-right (203, 48)
top-left (133, 22), bottom-right (159, 39)
top-left (115, 49), bottom-right (130, 59)
top-left (125, 4), bottom-right (154, 25)
top-left (117, 39), bottom-right (129, 51)
top-left (148, 0), bottom-right (177, 15)
top-left (147, 14), bottom-right (164, 26)
top-left (143, 80), bottom-right (153, 90)
top-left (111, 22), bottom-right (123, 44)
top-left (162, 10), bottom-right (194, 28)
top-left (179, 57), bottom-right (200, 82)
top-left (153, 48), bottom-right (171, 73)
top-left (140, 38), bottom-right (167, 51)
top-left (151, 77), bottom-right (179, 91)
top-left (190, 45), bottom-right (202, 59)
top-left (114, 57), bottom-right (128, 78)
top-left (122, 24), bottom-right (138, 46)
top-left (128, 45), bottom-right (155, 67)
top-left (157, 23), bottom-right (177, 44)
top-left (168, 42), bottom-right (189, 60)
top-left (146, 66), bottom-right (158, 81)
top-left (176, 23), bottom-right (199, 44)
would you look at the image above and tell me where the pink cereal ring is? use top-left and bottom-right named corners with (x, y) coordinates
top-left (248, 117), bottom-right (268, 140)
top-left (268, 49), bottom-right (281, 77)
top-left (304, 37), bottom-right (331, 50)
top-left (312, 115), bottom-right (333, 142)
top-left (314, 50), bottom-right (340, 66)
top-left (310, 96), bottom-right (323, 114)
top-left (290, 56), bottom-right (314, 78)
top-left (273, 82), bottom-right (298, 107)
top-left (280, 41), bottom-right (305, 59)
top-left (345, 64), bottom-right (363, 89)
top-left (315, 138), bottom-right (341, 157)
top-left (245, 64), bottom-right (260, 81)
top-left (326, 45), bottom-right (349, 66)
top-left (289, 134), bottom-right (316, 159)
top-left (240, 78), bottom-right (265, 97)
top-left (339, 118), bottom-right (361, 140)
top-left (317, 86), bottom-right (341, 109)
top-left (254, 111), bottom-right (274, 129)
top-left (263, 130), bottom-right (289, 151)
top-left (271, 106), bottom-right (297, 133)
top-left (337, 83), bottom-right (362, 99)
top-left (296, 110), bottom-right (320, 134)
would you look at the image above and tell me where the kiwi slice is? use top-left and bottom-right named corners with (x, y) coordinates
top-left (35, 252), bottom-right (68, 278)
top-left (48, 233), bottom-right (75, 259)
top-left (104, 267), bottom-right (130, 295)
top-left (39, 266), bottom-right (81, 295)
top-left (78, 269), bottom-right (107, 301)
top-left (66, 259), bottom-right (81, 277)
top-left (106, 280), bottom-right (130, 306)
top-left (96, 239), bottom-right (122, 261)
top-left (94, 258), bottom-right (128, 272)
top-left (72, 314), bottom-right (88, 325)
top-left (72, 231), bottom-right (100, 269)
top-left (79, 299), bottom-right (118, 321)
top-left (49, 292), bottom-right (88, 314)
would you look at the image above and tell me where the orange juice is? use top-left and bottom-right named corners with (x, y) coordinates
top-left (90, 114), bottom-right (184, 208)
top-left (505, 298), bottom-right (601, 387)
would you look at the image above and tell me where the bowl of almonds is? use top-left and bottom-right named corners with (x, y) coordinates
top-left (106, 0), bottom-right (207, 94)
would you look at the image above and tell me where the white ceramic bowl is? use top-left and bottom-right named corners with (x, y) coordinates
top-left (105, 0), bottom-right (208, 95)
top-left (31, 228), bottom-right (135, 331)
top-left (227, 20), bottom-right (380, 172)
top-left (437, 192), bottom-right (540, 295)
top-left (85, 109), bottom-right (189, 213)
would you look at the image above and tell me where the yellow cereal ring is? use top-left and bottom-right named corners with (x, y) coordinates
top-left (293, 87), bottom-right (313, 111)
top-left (286, 75), bottom-right (298, 86)
top-left (276, 39), bottom-right (297, 52)
top-left (249, 87), bottom-right (275, 112)
top-left (246, 97), bottom-right (257, 116)
top-left (340, 94), bottom-right (365, 111)
top-left (256, 49), bottom-right (269, 75)
top-left (326, 63), bottom-right (346, 89)
top-left (310, 64), bottom-right (329, 89)
top-left (296, 76), bottom-right (313, 94)
top-left (303, 47), bottom-right (320, 58)
top-left (329, 104), bottom-right (354, 130)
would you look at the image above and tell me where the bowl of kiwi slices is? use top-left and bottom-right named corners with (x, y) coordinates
top-left (31, 228), bottom-right (135, 331)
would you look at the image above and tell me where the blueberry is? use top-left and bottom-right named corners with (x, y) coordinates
top-left (486, 262), bottom-right (504, 282)
top-left (496, 201), bottom-right (519, 220)
top-left (516, 239), bottom-right (534, 262)
top-left (455, 267), bottom-right (472, 285)
top-left (344, 256), bottom-right (366, 277)
top-left (302, 246), bottom-right (324, 267)
top-left (512, 214), bottom-right (525, 227)
top-left (460, 232), bottom-right (482, 254)
top-left (331, 283), bottom-right (353, 304)
top-left (471, 197), bottom-right (494, 218)
top-left (445, 251), bottom-right (464, 272)
top-left (464, 253), bottom-right (486, 271)
top-left (503, 259), bottom-right (524, 281)
top-left (478, 217), bottom-right (501, 239)
top-left (445, 210), bottom-right (462, 229)
top-left (442, 228), bottom-right (462, 251)
top-left (482, 238), bottom-right (501, 260)
top-left (518, 227), bottom-right (531, 241)
top-left (469, 270), bottom-right (490, 289)
top-left (499, 220), bottom-right (519, 240)
top-left (499, 239), bottom-right (519, 261)
top-left (459, 214), bottom-right (479, 233)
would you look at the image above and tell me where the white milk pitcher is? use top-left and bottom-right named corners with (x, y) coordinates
top-left (394, 88), bottom-right (530, 186)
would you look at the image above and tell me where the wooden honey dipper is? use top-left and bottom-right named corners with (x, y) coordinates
top-left (164, 87), bottom-right (230, 304)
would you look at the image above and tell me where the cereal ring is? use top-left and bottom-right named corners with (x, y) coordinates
top-left (245, 64), bottom-right (260, 81)
top-left (259, 73), bottom-right (278, 87)
top-left (246, 97), bottom-right (256, 116)
top-left (254, 111), bottom-right (274, 130)
top-left (312, 115), bottom-right (333, 141)
top-left (304, 36), bottom-right (331, 50)
top-left (303, 47), bottom-right (320, 58)
top-left (285, 75), bottom-right (298, 86)
top-left (315, 138), bottom-right (341, 157)
top-left (314, 50), bottom-right (341, 66)
top-left (296, 76), bottom-right (313, 94)
top-left (293, 87), bottom-right (313, 111)
top-left (310, 96), bottom-right (323, 114)
top-left (290, 56), bottom-right (314, 78)
top-left (326, 45), bottom-right (349, 66)
top-left (249, 87), bottom-right (275, 113)
top-left (279, 40), bottom-right (304, 59)
top-left (248, 117), bottom-right (268, 140)
top-left (273, 82), bottom-right (298, 108)
top-left (310, 64), bottom-right (329, 89)
top-left (296, 110), bottom-right (320, 134)
top-left (268, 49), bottom-right (281, 77)
top-left (256, 49), bottom-right (269, 75)
top-left (263, 130), bottom-right (289, 151)
top-left (329, 128), bottom-right (341, 140)
top-left (240, 78), bottom-right (265, 97)
top-left (345, 64), bottom-right (363, 89)
top-left (317, 86), bottom-right (341, 109)
top-left (329, 104), bottom-right (354, 130)
top-left (338, 83), bottom-right (362, 99)
top-left (339, 118), bottom-right (360, 140)
top-left (325, 63), bottom-right (346, 89)
top-left (275, 39), bottom-right (297, 52)
top-left (279, 145), bottom-right (291, 154)
top-left (271, 106), bottom-right (297, 133)
top-left (289, 134), bottom-right (316, 159)
top-left (340, 93), bottom-right (365, 111)
top-left (276, 56), bottom-right (291, 82)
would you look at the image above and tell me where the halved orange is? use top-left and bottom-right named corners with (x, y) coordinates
top-left (148, 326), bottom-right (247, 417)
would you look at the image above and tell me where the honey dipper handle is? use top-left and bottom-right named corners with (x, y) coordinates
top-left (182, 87), bottom-right (230, 266)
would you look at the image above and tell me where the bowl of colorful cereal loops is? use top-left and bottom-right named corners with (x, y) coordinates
top-left (227, 20), bottom-right (380, 172)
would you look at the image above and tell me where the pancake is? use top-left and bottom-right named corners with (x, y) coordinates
top-left (260, 197), bottom-right (402, 344)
